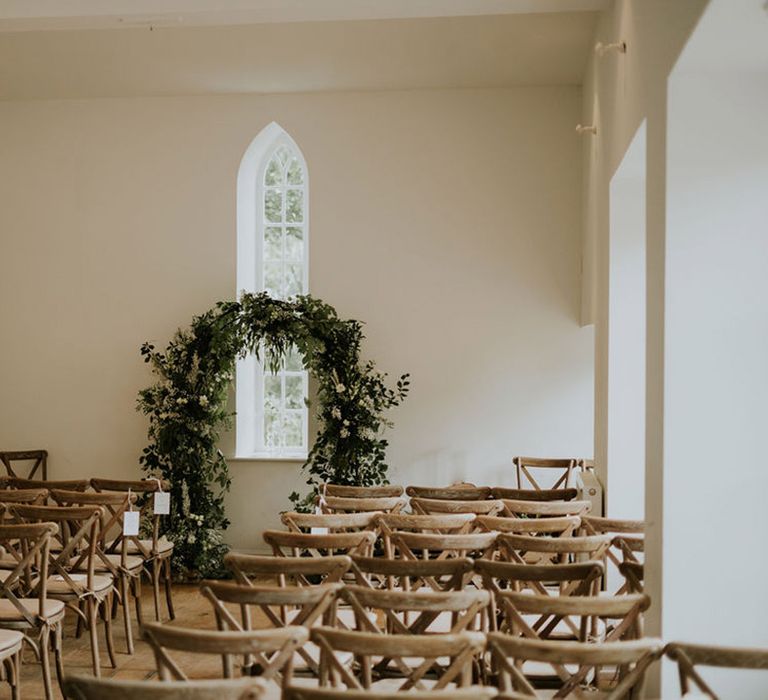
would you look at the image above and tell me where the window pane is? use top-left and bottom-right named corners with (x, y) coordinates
top-left (282, 411), bottom-right (303, 448)
top-left (264, 189), bottom-right (282, 223)
top-left (286, 189), bottom-right (303, 223)
top-left (264, 262), bottom-right (283, 297)
top-left (265, 227), bottom-right (282, 259)
top-left (287, 158), bottom-right (304, 185)
top-left (264, 374), bottom-right (282, 404)
top-left (284, 264), bottom-right (303, 297)
top-left (285, 226), bottom-right (303, 260)
top-left (285, 375), bottom-right (305, 409)
top-left (285, 345), bottom-right (303, 371)
top-left (264, 406), bottom-right (281, 448)
top-left (264, 158), bottom-right (282, 186)
top-left (275, 146), bottom-right (290, 167)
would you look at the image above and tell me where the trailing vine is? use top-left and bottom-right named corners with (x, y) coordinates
top-left (137, 292), bottom-right (409, 578)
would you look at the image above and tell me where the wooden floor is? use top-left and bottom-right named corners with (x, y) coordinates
top-left (18, 584), bottom-right (232, 699)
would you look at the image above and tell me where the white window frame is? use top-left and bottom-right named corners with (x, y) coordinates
top-left (235, 122), bottom-right (309, 460)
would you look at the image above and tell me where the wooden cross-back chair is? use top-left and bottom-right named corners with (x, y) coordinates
top-left (312, 627), bottom-right (485, 692)
top-left (350, 555), bottom-right (474, 594)
top-left (474, 560), bottom-right (605, 635)
top-left (283, 686), bottom-right (497, 700)
top-left (263, 530), bottom-right (376, 559)
top-left (378, 514), bottom-right (476, 558)
top-left (281, 512), bottom-right (380, 534)
top-left (319, 495), bottom-right (407, 514)
top-left (339, 586), bottom-right (489, 684)
top-left (12, 504), bottom-right (116, 677)
top-left (50, 488), bottom-right (142, 654)
top-left (142, 622), bottom-right (308, 689)
top-left (0, 629), bottom-right (23, 700)
top-left (512, 457), bottom-right (577, 491)
top-left (62, 675), bottom-right (266, 700)
top-left (0, 489), bottom-right (49, 532)
top-left (476, 515), bottom-right (582, 539)
top-left (410, 498), bottom-right (503, 517)
top-left (488, 634), bottom-right (663, 699)
top-left (90, 477), bottom-right (175, 622)
top-left (225, 552), bottom-right (352, 587)
top-left (501, 499), bottom-right (591, 519)
top-left (323, 484), bottom-right (404, 499)
top-left (665, 642), bottom-right (768, 699)
top-left (201, 580), bottom-right (342, 677)
top-left (405, 485), bottom-right (491, 502)
top-left (0, 522), bottom-right (64, 700)
top-left (580, 516), bottom-right (644, 594)
top-left (388, 531), bottom-right (498, 564)
top-left (0, 450), bottom-right (48, 480)
top-left (618, 561), bottom-right (644, 593)
top-left (498, 533), bottom-right (612, 568)
top-left (490, 487), bottom-right (578, 502)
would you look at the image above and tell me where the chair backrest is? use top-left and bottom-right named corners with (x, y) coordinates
top-left (3, 476), bottom-right (89, 494)
top-left (665, 642), bottom-right (768, 699)
top-left (501, 499), bottom-right (591, 518)
top-left (488, 634), bottom-right (663, 698)
top-left (90, 478), bottom-right (170, 558)
top-left (497, 590), bottom-right (650, 643)
top-left (498, 532), bottom-right (612, 566)
top-left (405, 485), bottom-right (491, 501)
top-left (410, 498), bottom-right (503, 516)
top-left (283, 686), bottom-right (497, 700)
top-left (0, 450), bottom-right (47, 480)
top-left (476, 515), bottom-right (581, 537)
top-left (474, 558), bottom-right (604, 599)
top-left (311, 627), bottom-right (485, 691)
top-left (62, 675), bottom-right (265, 700)
top-left (263, 530), bottom-right (376, 558)
top-left (142, 622), bottom-right (308, 684)
top-left (581, 515), bottom-right (644, 593)
top-left (340, 585), bottom-right (489, 636)
top-left (322, 484), bottom-right (404, 499)
top-left (490, 486), bottom-right (578, 502)
top-left (619, 561), bottom-right (644, 593)
top-left (350, 555), bottom-right (473, 593)
top-left (50, 488), bottom-right (136, 574)
top-left (0, 522), bottom-right (56, 623)
top-left (388, 531), bottom-right (498, 562)
top-left (512, 456), bottom-right (576, 490)
top-left (12, 503), bottom-right (102, 594)
top-left (224, 552), bottom-right (352, 586)
top-left (0, 488), bottom-right (49, 507)
top-left (281, 511), bottom-right (380, 533)
top-left (318, 495), bottom-right (407, 514)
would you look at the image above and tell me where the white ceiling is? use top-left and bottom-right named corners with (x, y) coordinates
top-left (0, 0), bottom-right (608, 31)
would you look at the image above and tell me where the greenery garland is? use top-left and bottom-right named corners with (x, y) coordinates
top-left (137, 292), bottom-right (410, 578)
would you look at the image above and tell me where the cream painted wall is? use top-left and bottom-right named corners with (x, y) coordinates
top-left (0, 87), bottom-right (593, 550)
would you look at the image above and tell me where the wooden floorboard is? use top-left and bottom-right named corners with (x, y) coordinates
top-left (18, 583), bottom-right (239, 699)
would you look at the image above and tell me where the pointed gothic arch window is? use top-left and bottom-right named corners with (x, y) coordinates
top-left (236, 123), bottom-right (309, 458)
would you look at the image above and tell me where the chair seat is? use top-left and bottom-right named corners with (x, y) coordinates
top-left (94, 554), bottom-right (144, 572)
top-left (0, 598), bottom-right (65, 622)
top-left (41, 573), bottom-right (114, 596)
top-left (124, 537), bottom-right (174, 556)
top-left (0, 629), bottom-right (23, 654)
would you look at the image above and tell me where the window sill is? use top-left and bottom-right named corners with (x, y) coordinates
top-left (228, 454), bottom-right (308, 463)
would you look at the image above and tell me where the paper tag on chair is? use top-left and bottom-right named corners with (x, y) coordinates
top-left (123, 510), bottom-right (140, 536)
top-left (153, 491), bottom-right (170, 515)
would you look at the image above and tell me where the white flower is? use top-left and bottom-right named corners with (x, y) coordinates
top-left (199, 395), bottom-right (209, 407)
top-left (340, 428), bottom-right (349, 438)
top-left (343, 419), bottom-right (350, 427)
top-left (188, 534), bottom-right (196, 544)
top-left (335, 383), bottom-right (346, 394)
top-left (361, 427), bottom-right (375, 440)
top-left (331, 407), bottom-right (342, 420)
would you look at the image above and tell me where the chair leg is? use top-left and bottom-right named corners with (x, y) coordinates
top-left (163, 557), bottom-right (175, 620)
top-left (75, 599), bottom-right (85, 638)
top-left (120, 574), bottom-right (134, 654)
top-left (133, 574), bottom-right (144, 628)
top-left (102, 594), bottom-right (117, 668)
top-left (39, 625), bottom-right (54, 700)
top-left (87, 597), bottom-right (101, 677)
top-left (53, 622), bottom-right (65, 696)
top-left (151, 560), bottom-right (162, 621)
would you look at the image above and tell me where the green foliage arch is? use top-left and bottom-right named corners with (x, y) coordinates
top-left (137, 292), bottom-right (409, 578)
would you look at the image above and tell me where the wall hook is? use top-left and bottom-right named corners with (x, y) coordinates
top-left (576, 124), bottom-right (597, 136)
top-left (595, 41), bottom-right (627, 57)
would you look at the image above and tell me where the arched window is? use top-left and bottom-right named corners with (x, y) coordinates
top-left (236, 123), bottom-right (309, 458)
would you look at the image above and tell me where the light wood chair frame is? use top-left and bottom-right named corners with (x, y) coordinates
top-left (281, 512), bottom-right (380, 534)
top-left (283, 685), bottom-right (497, 700)
top-left (500, 499), bottom-right (591, 519)
top-left (350, 555), bottom-right (474, 594)
top-left (322, 484), bottom-right (404, 499)
top-left (225, 552), bottom-right (352, 587)
top-left (490, 487), bottom-right (578, 502)
top-left (318, 495), bottom-right (407, 514)
top-left (410, 498), bottom-right (504, 517)
top-left (512, 457), bottom-right (576, 491)
top-left (498, 533), bottom-right (612, 568)
top-left (62, 675), bottom-right (266, 700)
top-left (263, 530), bottom-right (377, 559)
top-left (0, 449), bottom-right (48, 480)
top-left (405, 486), bottom-right (492, 502)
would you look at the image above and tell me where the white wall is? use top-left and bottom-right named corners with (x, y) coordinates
top-left (0, 87), bottom-right (593, 550)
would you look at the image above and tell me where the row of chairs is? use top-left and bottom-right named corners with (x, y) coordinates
top-left (0, 476), bottom-right (175, 699)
